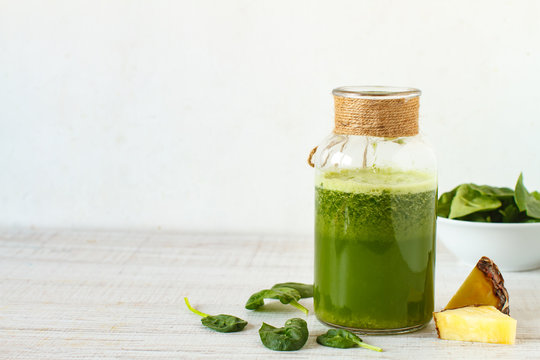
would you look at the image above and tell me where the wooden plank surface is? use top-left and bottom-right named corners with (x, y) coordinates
top-left (0, 230), bottom-right (539, 359)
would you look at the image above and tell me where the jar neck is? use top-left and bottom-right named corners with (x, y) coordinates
top-left (332, 86), bottom-right (420, 138)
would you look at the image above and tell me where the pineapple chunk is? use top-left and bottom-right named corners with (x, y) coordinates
top-left (434, 306), bottom-right (516, 345)
top-left (445, 256), bottom-right (509, 314)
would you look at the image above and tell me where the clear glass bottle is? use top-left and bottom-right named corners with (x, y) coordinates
top-left (312, 86), bottom-right (437, 334)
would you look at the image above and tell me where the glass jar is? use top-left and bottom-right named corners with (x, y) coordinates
top-left (311, 86), bottom-right (437, 334)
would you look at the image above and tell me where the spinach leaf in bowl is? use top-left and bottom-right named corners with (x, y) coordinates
top-left (448, 184), bottom-right (502, 219)
top-left (515, 173), bottom-right (540, 220)
top-left (438, 173), bottom-right (540, 223)
top-left (437, 186), bottom-right (458, 218)
top-left (499, 203), bottom-right (521, 223)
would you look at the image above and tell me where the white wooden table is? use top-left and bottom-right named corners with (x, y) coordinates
top-left (0, 230), bottom-right (539, 359)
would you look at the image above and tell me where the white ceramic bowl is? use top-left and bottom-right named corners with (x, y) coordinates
top-left (437, 217), bottom-right (540, 272)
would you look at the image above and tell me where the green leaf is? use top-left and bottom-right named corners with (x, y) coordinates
top-left (316, 329), bottom-right (382, 352)
top-left (515, 173), bottom-right (540, 219)
top-left (515, 173), bottom-right (530, 212)
top-left (245, 287), bottom-right (308, 315)
top-left (271, 283), bottom-right (313, 298)
top-left (437, 186), bottom-right (458, 218)
top-left (438, 175), bottom-right (540, 223)
top-left (469, 184), bottom-right (514, 200)
top-left (457, 211), bottom-right (495, 222)
top-left (184, 297), bottom-right (247, 333)
top-left (259, 318), bottom-right (309, 351)
top-left (449, 184), bottom-right (502, 219)
top-left (246, 288), bottom-right (300, 308)
top-left (499, 203), bottom-right (521, 223)
top-left (439, 183), bottom-right (514, 220)
top-left (201, 314), bottom-right (248, 333)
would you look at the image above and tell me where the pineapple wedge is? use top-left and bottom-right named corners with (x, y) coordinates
top-left (434, 306), bottom-right (516, 345)
top-left (445, 256), bottom-right (509, 315)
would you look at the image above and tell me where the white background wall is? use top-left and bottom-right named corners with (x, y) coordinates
top-left (1, 0), bottom-right (540, 234)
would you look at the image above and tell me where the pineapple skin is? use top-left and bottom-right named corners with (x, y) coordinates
top-left (445, 257), bottom-right (509, 315)
top-left (434, 306), bottom-right (516, 345)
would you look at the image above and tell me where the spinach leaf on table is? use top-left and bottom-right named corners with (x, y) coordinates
top-left (316, 328), bottom-right (382, 352)
top-left (184, 297), bottom-right (247, 333)
top-left (515, 173), bottom-right (540, 219)
top-left (448, 184), bottom-right (502, 219)
top-left (271, 282), bottom-right (313, 298)
top-left (200, 314), bottom-right (247, 333)
top-left (246, 287), bottom-right (309, 315)
top-left (259, 318), bottom-right (308, 351)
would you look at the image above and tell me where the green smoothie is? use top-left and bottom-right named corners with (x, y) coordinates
top-left (314, 167), bottom-right (437, 332)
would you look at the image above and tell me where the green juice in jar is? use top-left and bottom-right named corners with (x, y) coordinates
top-left (314, 167), bottom-right (437, 333)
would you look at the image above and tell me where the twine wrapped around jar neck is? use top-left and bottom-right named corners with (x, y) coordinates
top-left (333, 88), bottom-right (420, 138)
top-left (307, 86), bottom-right (421, 167)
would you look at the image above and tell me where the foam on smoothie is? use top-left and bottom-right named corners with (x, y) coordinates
top-left (315, 167), bottom-right (437, 195)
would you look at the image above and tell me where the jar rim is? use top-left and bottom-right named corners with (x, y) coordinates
top-left (332, 86), bottom-right (421, 99)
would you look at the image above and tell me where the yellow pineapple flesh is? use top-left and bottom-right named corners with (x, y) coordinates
top-left (434, 306), bottom-right (516, 345)
top-left (445, 256), bottom-right (509, 314)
